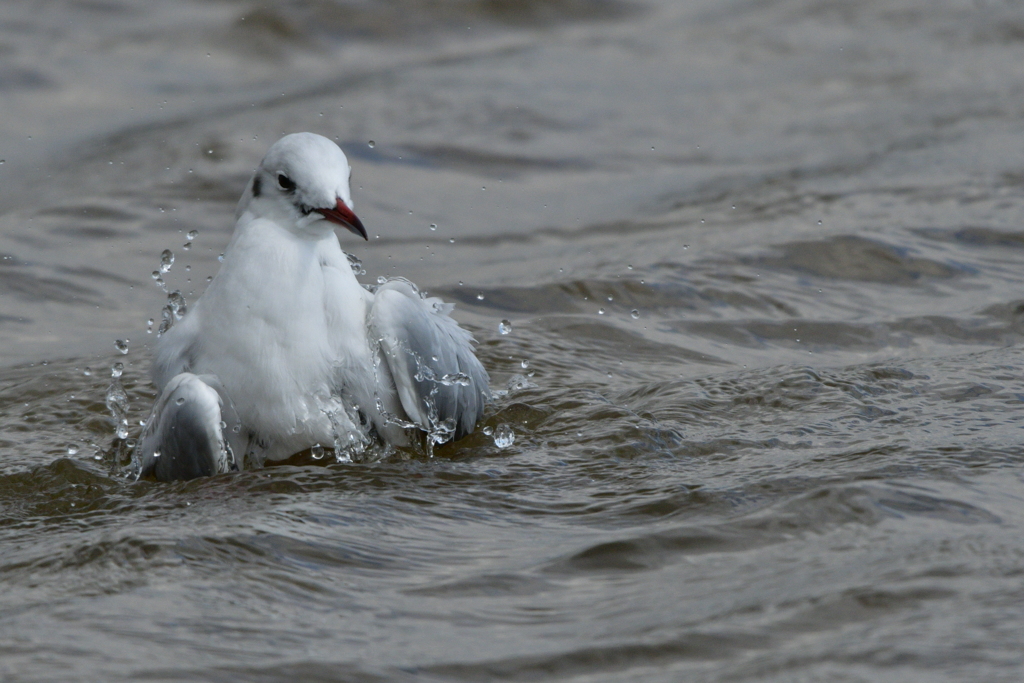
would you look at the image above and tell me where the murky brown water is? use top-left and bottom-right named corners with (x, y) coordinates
top-left (4, 0), bottom-right (1024, 680)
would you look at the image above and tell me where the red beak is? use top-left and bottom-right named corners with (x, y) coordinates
top-left (316, 198), bottom-right (367, 240)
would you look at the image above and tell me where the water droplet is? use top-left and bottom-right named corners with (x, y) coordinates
top-left (67, 444), bottom-right (79, 456)
top-left (153, 450), bottom-right (161, 459)
top-left (151, 271), bottom-right (161, 280)
top-left (111, 362), bottom-right (124, 378)
top-left (175, 397), bottom-right (185, 405)
top-left (493, 423), bottom-right (515, 448)
top-left (187, 230), bottom-right (199, 240)
top-left (521, 359), bottom-right (530, 369)
top-left (483, 426), bottom-right (493, 436)
top-left (159, 249), bottom-right (174, 273)
top-left (183, 241), bottom-right (192, 251)
top-left (311, 443), bottom-right (325, 460)
top-left (498, 320), bottom-right (512, 335)
top-left (476, 292), bottom-right (485, 301)
top-left (598, 308), bottom-right (606, 315)
top-left (631, 309), bottom-right (640, 319)
top-left (429, 224), bottom-right (437, 231)
top-left (440, 372), bottom-right (471, 386)
top-left (115, 339), bottom-right (129, 354)
top-left (481, 186), bottom-right (486, 191)
top-left (368, 140), bottom-right (376, 148)
top-left (377, 275), bottom-right (387, 285)
top-left (218, 253), bottom-right (225, 262)
top-left (83, 367), bottom-right (92, 376)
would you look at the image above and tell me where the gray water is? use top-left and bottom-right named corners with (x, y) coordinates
top-left (4, 0), bottom-right (1024, 680)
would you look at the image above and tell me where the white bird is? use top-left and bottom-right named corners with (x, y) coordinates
top-left (134, 132), bottom-right (490, 481)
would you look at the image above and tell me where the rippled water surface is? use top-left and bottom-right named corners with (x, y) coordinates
top-left (4, 0), bottom-right (1024, 680)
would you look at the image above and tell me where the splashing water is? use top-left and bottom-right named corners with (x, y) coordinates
top-left (320, 396), bottom-right (372, 464)
top-left (105, 373), bottom-right (130, 441)
top-left (157, 290), bottom-right (188, 337)
top-left (347, 252), bottom-right (366, 276)
top-left (439, 372), bottom-right (471, 387)
top-left (492, 423), bottom-right (515, 449)
top-left (505, 374), bottom-right (536, 394)
top-left (159, 249), bottom-right (174, 273)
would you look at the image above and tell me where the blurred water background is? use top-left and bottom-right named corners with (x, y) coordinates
top-left (3, 0), bottom-right (1024, 680)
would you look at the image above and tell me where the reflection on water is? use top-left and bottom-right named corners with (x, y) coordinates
top-left (3, 0), bottom-right (1024, 680)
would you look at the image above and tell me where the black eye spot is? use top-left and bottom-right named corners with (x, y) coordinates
top-left (277, 174), bottom-right (296, 192)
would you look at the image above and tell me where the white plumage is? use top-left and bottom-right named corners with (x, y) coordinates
top-left (135, 133), bottom-right (489, 480)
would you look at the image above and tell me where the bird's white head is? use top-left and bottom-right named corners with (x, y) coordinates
top-left (237, 132), bottom-right (367, 240)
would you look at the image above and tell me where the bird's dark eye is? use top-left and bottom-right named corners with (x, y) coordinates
top-left (277, 174), bottom-right (296, 192)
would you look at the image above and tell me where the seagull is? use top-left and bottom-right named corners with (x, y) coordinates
top-left (134, 132), bottom-right (490, 481)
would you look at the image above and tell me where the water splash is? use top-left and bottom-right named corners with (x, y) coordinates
top-left (321, 396), bottom-right (372, 464)
top-left (492, 423), bottom-right (515, 448)
top-left (105, 365), bottom-right (130, 441)
top-left (159, 249), bottom-right (174, 273)
top-left (347, 252), bottom-right (366, 276)
top-left (439, 372), bottom-right (471, 386)
top-left (505, 374), bottom-right (536, 394)
top-left (157, 290), bottom-right (188, 337)
top-left (493, 374), bottom-right (537, 398)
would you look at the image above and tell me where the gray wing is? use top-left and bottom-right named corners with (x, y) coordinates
top-left (134, 373), bottom-right (244, 481)
top-left (369, 279), bottom-right (490, 442)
